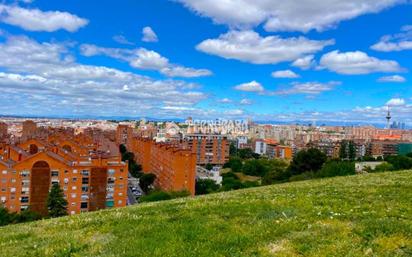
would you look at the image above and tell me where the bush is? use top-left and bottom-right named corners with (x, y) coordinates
top-left (0, 207), bottom-right (41, 227)
top-left (262, 169), bottom-right (291, 185)
top-left (227, 157), bottom-right (243, 173)
top-left (242, 159), bottom-right (267, 176)
top-left (385, 155), bottom-right (412, 170)
top-left (139, 173), bottom-right (157, 193)
top-left (373, 162), bottom-right (394, 173)
top-left (316, 161), bottom-right (355, 178)
top-left (289, 172), bottom-right (315, 182)
top-left (195, 179), bottom-right (220, 195)
top-left (139, 191), bottom-right (172, 202)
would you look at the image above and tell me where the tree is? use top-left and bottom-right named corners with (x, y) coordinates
top-left (195, 179), bottom-right (220, 195)
top-left (385, 155), bottom-right (412, 170)
top-left (227, 157), bottom-right (243, 173)
top-left (237, 148), bottom-right (256, 160)
top-left (242, 159), bottom-right (267, 176)
top-left (205, 163), bottom-right (214, 171)
top-left (129, 162), bottom-right (142, 178)
top-left (0, 207), bottom-right (14, 226)
top-left (339, 141), bottom-right (348, 160)
top-left (119, 144), bottom-right (127, 155)
top-left (139, 173), bottom-right (157, 193)
top-left (316, 160), bottom-right (355, 178)
top-left (288, 148), bottom-right (327, 175)
top-left (348, 141), bottom-right (356, 161)
top-left (229, 142), bottom-right (237, 156)
top-left (47, 184), bottom-right (68, 218)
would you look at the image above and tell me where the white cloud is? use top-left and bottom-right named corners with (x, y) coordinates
top-left (224, 109), bottom-right (244, 116)
top-left (130, 48), bottom-right (169, 70)
top-left (271, 69), bottom-right (299, 78)
top-left (218, 98), bottom-right (233, 104)
top-left (196, 30), bottom-right (334, 64)
top-left (142, 26), bottom-right (158, 42)
top-left (80, 44), bottom-right (212, 78)
top-left (160, 66), bottom-right (212, 78)
top-left (0, 4), bottom-right (88, 32)
top-left (113, 35), bottom-right (134, 45)
top-left (234, 81), bottom-right (264, 92)
top-left (386, 98), bottom-right (405, 106)
top-left (319, 50), bottom-right (403, 75)
top-left (239, 98), bottom-right (252, 105)
top-left (0, 36), bottom-right (209, 117)
top-left (377, 75), bottom-right (406, 83)
top-left (371, 25), bottom-right (412, 52)
top-left (176, 0), bottom-right (405, 32)
top-left (274, 81), bottom-right (340, 95)
top-left (291, 55), bottom-right (316, 70)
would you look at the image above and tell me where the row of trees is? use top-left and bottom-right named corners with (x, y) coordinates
top-left (119, 144), bottom-right (143, 178)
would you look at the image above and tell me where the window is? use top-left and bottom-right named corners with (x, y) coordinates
top-left (82, 177), bottom-right (89, 184)
top-left (51, 171), bottom-right (59, 177)
top-left (20, 171), bottom-right (30, 177)
top-left (11, 178), bottom-right (16, 183)
top-left (21, 196), bottom-right (29, 203)
top-left (108, 169), bottom-right (115, 175)
top-left (51, 181), bottom-right (59, 186)
top-left (71, 193), bottom-right (77, 198)
top-left (72, 178), bottom-right (77, 183)
top-left (118, 200), bottom-right (123, 205)
top-left (2, 170), bottom-right (7, 175)
top-left (1, 179), bottom-right (6, 183)
top-left (81, 170), bottom-right (89, 176)
top-left (10, 187), bottom-right (16, 193)
top-left (81, 186), bottom-right (89, 192)
top-left (80, 202), bottom-right (88, 209)
top-left (73, 169), bottom-right (78, 174)
top-left (72, 186), bottom-right (77, 190)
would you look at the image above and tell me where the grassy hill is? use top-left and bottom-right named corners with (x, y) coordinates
top-left (1, 171), bottom-right (412, 257)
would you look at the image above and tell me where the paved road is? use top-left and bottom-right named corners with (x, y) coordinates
top-left (127, 173), bottom-right (143, 205)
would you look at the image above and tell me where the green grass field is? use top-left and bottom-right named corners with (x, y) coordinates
top-left (1, 171), bottom-right (411, 257)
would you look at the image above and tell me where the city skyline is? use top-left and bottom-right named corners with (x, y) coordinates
top-left (0, 0), bottom-right (411, 124)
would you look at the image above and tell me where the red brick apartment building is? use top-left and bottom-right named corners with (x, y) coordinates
top-left (131, 137), bottom-right (196, 195)
top-left (0, 121), bottom-right (128, 215)
top-left (183, 134), bottom-right (230, 165)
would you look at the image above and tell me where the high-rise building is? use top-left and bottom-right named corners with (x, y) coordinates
top-left (0, 129), bottom-right (128, 216)
top-left (131, 137), bottom-right (196, 195)
top-left (22, 120), bottom-right (37, 139)
top-left (183, 134), bottom-right (230, 165)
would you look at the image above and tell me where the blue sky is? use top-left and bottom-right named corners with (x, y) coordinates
top-left (0, 0), bottom-right (411, 124)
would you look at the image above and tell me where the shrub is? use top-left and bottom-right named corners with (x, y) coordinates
top-left (139, 191), bottom-right (172, 203)
top-left (385, 155), bottom-right (412, 170)
top-left (316, 161), bottom-right (355, 178)
top-left (373, 162), bottom-right (394, 173)
top-left (195, 179), bottom-right (220, 195)
top-left (289, 172), bottom-right (315, 182)
top-left (242, 159), bottom-right (267, 176)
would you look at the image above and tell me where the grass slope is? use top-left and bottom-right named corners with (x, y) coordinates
top-left (1, 171), bottom-right (412, 257)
